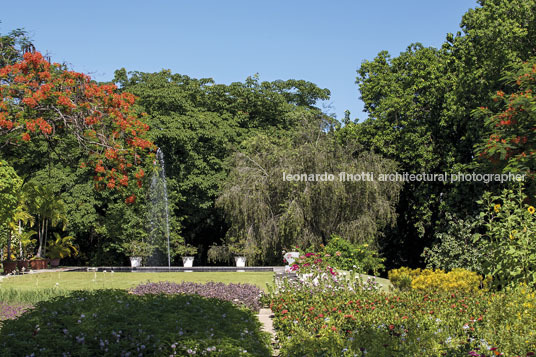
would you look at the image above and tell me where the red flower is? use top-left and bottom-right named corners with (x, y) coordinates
top-left (21, 133), bottom-right (31, 141)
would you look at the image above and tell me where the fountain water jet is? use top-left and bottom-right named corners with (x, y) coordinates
top-left (146, 148), bottom-right (171, 268)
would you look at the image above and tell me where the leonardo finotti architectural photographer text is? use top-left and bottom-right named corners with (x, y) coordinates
top-left (282, 171), bottom-right (525, 184)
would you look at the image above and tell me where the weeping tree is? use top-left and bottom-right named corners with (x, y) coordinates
top-left (215, 111), bottom-right (403, 265)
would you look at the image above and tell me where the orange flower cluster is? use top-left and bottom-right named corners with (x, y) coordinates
top-left (477, 61), bottom-right (536, 172)
top-left (0, 51), bottom-right (155, 198)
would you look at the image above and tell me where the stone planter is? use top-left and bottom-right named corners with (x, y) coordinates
top-left (182, 256), bottom-right (194, 268)
top-left (17, 260), bottom-right (30, 271)
top-left (130, 256), bottom-right (142, 268)
top-left (234, 256), bottom-right (246, 268)
top-left (30, 259), bottom-right (48, 270)
top-left (49, 258), bottom-right (61, 267)
top-left (2, 260), bottom-right (18, 274)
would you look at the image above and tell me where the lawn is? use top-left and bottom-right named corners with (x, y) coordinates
top-left (0, 272), bottom-right (274, 304)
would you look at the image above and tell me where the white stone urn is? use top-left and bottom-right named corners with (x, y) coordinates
top-left (130, 256), bottom-right (142, 268)
top-left (182, 256), bottom-right (194, 268)
top-left (234, 256), bottom-right (247, 268)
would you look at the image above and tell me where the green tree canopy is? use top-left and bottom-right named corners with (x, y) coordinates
top-left (0, 159), bottom-right (22, 225)
top-left (216, 111), bottom-right (402, 265)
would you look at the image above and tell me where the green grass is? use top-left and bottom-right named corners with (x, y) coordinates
top-left (0, 271), bottom-right (274, 304)
top-left (357, 273), bottom-right (394, 291)
top-left (0, 271), bottom-right (273, 291)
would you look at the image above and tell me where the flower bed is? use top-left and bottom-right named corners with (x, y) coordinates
top-left (130, 281), bottom-right (264, 311)
top-left (0, 302), bottom-right (32, 328)
top-left (267, 274), bottom-right (536, 356)
top-left (0, 290), bottom-right (272, 356)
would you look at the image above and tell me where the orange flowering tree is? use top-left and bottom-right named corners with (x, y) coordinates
top-left (0, 52), bottom-right (154, 202)
top-left (474, 59), bottom-right (536, 177)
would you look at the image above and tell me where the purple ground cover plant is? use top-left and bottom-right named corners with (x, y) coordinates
top-left (0, 302), bottom-right (32, 323)
top-left (129, 281), bottom-right (264, 311)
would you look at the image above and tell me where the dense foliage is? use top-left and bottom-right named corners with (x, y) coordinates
top-left (0, 290), bottom-right (271, 356)
top-left (112, 70), bottom-right (331, 263)
top-left (475, 184), bottom-right (536, 288)
top-left (0, 52), bottom-right (154, 193)
top-left (214, 114), bottom-right (401, 264)
top-left (1, 0), bottom-right (536, 280)
top-left (337, 0), bottom-right (536, 268)
top-left (268, 271), bottom-right (536, 356)
top-left (322, 235), bottom-right (385, 275)
top-left (388, 267), bottom-right (489, 293)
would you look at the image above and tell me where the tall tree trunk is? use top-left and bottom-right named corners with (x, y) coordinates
top-left (43, 218), bottom-right (48, 257)
top-left (18, 220), bottom-right (22, 259)
top-left (37, 216), bottom-right (44, 258)
top-left (6, 229), bottom-right (12, 261)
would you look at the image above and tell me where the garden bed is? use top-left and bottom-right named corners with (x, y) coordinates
top-left (0, 290), bottom-right (272, 356)
top-left (130, 281), bottom-right (264, 311)
top-left (267, 275), bottom-right (536, 356)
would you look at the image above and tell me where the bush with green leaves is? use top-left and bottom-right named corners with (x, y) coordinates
top-left (268, 275), bottom-right (536, 356)
top-left (0, 290), bottom-right (271, 356)
top-left (422, 213), bottom-right (486, 274)
top-left (475, 183), bottom-right (536, 288)
top-left (323, 235), bottom-right (385, 275)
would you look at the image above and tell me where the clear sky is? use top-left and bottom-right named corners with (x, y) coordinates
top-left (1, 0), bottom-right (476, 121)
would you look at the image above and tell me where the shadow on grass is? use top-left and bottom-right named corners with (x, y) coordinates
top-left (0, 290), bottom-right (272, 356)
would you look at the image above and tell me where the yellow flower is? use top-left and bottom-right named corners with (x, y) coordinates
top-left (528, 206), bottom-right (535, 215)
top-left (510, 230), bottom-right (518, 240)
top-left (494, 204), bottom-right (501, 213)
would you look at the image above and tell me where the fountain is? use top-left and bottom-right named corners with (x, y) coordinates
top-left (146, 148), bottom-right (171, 268)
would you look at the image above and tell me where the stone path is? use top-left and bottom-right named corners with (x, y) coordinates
top-left (257, 308), bottom-right (279, 356)
top-left (0, 267), bottom-right (76, 281)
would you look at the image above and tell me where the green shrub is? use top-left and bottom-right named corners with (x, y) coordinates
top-left (323, 235), bottom-right (385, 275)
top-left (422, 213), bottom-right (486, 274)
top-left (475, 184), bottom-right (536, 288)
top-left (388, 267), bottom-right (422, 290)
top-left (389, 267), bottom-right (488, 293)
top-left (268, 275), bottom-right (536, 356)
top-left (0, 290), bottom-right (271, 356)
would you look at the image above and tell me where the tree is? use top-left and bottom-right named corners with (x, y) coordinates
top-left (474, 58), bottom-right (536, 180)
top-left (348, 0), bottom-right (536, 268)
top-left (350, 44), bottom-right (454, 267)
top-left (0, 159), bottom-right (21, 224)
top-left (216, 111), bottom-right (402, 265)
top-left (0, 26), bottom-right (32, 68)
top-left (24, 183), bottom-right (67, 258)
top-left (0, 159), bottom-right (23, 261)
top-left (0, 51), bottom-right (154, 196)
top-left (113, 69), bottom-right (331, 262)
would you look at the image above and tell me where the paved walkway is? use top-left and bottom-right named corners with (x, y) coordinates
top-left (0, 267), bottom-right (78, 281)
top-left (257, 308), bottom-right (279, 356)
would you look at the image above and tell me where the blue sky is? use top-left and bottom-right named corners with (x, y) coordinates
top-left (1, 0), bottom-right (476, 121)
